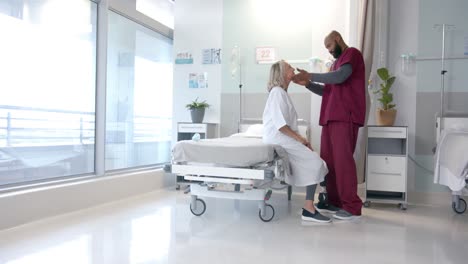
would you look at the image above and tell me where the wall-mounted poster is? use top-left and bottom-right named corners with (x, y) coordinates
top-left (202, 48), bottom-right (221, 64)
top-left (175, 51), bottom-right (193, 64)
top-left (189, 72), bottom-right (208, 88)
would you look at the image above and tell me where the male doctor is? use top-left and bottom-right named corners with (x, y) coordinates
top-left (292, 30), bottom-right (366, 220)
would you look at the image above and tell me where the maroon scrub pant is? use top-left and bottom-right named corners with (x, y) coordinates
top-left (321, 121), bottom-right (362, 216)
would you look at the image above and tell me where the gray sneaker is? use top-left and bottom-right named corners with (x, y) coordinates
top-left (315, 202), bottom-right (340, 214)
top-left (301, 208), bottom-right (332, 223)
top-left (333, 209), bottom-right (361, 220)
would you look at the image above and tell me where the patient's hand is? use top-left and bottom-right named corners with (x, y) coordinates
top-left (298, 136), bottom-right (313, 151)
top-left (305, 141), bottom-right (314, 151)
top-left (292, 68), bottom-right (311, 86)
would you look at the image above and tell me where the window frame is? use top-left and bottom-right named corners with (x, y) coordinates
top-left (0, 0), bottom-right (174, 191)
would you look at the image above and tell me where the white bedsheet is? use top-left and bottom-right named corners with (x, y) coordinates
top-left (434, 130), bottom-right (468, 192)
top-left (172, 135), bottom-right (290, 170)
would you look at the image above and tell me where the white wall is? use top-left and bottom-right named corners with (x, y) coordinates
top-left (387, 0), bottom-right (419, 199)
top-left (172, 0), bottom-right (223, 143)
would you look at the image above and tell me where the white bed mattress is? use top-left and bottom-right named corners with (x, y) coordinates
top-left (172, 136), bottom-right (277, 167)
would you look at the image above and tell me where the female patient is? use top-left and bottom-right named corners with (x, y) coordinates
top-left (263, 60), bottom-right (330, 223)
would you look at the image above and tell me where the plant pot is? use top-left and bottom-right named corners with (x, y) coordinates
top-left (376, 108), bottom-right (397, 126)
top-left (190, 108), bottom-right (205, 123)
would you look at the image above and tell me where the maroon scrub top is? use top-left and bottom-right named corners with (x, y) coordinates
top-left (319, 47), bottom-right (366, 127)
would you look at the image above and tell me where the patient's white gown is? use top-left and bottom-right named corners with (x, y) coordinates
top-left (263, 86), bottom-right (328, 187)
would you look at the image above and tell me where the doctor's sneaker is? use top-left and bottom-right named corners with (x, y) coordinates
top-left (301, 208), bottom-right (332, 223)
top-left (333, 209), bottom-right (361, 220)
top-left (315, 202), bottom-right (340, 214)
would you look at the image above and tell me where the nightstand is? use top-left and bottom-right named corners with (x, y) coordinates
top-left (175, 122), bottom-right (218, 190)
top-left (364, 126), bottom-right (408, 210)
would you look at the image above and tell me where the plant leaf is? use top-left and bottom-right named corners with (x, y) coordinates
top-left (387, 76), bottom-right (396, 88)
top-left (377, 68), bottom-right (389, 81)
top-left (388, 93), bottom-right (393, 102)
top-left (381, 86), bottom-right (389, 94)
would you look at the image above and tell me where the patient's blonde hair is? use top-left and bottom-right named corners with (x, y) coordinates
top-left (267, 60), bottom-right (286, 92)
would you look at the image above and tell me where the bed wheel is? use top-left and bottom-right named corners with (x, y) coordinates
top-left (399, 203), bottom-right (407, 210)
top-left (452, 198), bottom-right (467, 214)
top-left (363, 201), bottom-right (371, 208)
top-left (190, 198), bottom-right (206, 216)
top-left (258, 204), bottom-right (275, 222)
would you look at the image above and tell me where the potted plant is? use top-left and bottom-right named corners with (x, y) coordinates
top-left (186, 98), bottom-right (210, 123)
top-left (375, 67), bottom-right (397, 126)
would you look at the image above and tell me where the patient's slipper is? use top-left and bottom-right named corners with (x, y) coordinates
top-left (301, 208), bottom-right (332, 223)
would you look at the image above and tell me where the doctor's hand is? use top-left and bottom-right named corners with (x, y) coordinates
top-left (292, 68), bottom-right (311, 86)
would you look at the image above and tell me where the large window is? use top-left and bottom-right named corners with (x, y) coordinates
top-left (137, 0), bottom-right (174, 29)
top-left (106, 11), bottom-right (173, 171)
top-left (0, 0), bottom-right (97, 186)
top-left (0, 0), bottom-right (173, 188)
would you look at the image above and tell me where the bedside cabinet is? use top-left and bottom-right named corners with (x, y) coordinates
top-left (177, 123), bottom-right (217, 141)
top-left (364, 126), bottom-right (408, 210)
top-left (175, 122), bottom-right (218, 190)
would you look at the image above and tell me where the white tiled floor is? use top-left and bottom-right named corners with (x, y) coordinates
top-left (0, 189), bottom-right (467, 264)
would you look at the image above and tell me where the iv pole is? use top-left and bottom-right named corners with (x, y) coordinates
top-left (239, 56), bottom-right (243, 132)
top-left (434, 24), bottom-right (454, 184)
top-left (232, 46), bottom-right (243, 132)
top-left (435, 24), bottom-right (454, 139)
top-left (437, 24), bottom-right (448, 138)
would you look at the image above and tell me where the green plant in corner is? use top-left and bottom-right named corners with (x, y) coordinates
top-left (185, 98), bottom-right (210, 110)
top-left (375, 67), bottom-right (396, 110)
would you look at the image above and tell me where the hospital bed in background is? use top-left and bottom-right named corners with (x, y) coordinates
top-left (165, 119), bottom-right (310, 222)
top-left (434, 114), bottom-right (468, 214)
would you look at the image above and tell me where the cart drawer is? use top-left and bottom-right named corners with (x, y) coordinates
top-left (367, 155), bottom-right (406, 192)
top-left (368, 127), bottom-right (407, 139)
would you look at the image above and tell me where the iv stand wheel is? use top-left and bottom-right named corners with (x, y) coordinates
top-left (258, 204), bottom-right (275, 222)
top-left (452, 198), bottom-right (466, 214)
top-left (190, 198), bottom-right (206, 216)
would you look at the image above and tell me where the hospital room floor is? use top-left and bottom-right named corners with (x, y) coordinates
top-left (1, 188), bottom-right (467, 264)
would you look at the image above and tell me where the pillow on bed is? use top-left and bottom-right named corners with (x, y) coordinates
top-left (230, 132), bottom-right (261, 138)
top-left (245, 124), bottom-right (264, 136)
top-left (228, 124), bottom-right (264, 138)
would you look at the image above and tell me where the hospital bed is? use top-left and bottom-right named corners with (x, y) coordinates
top-left (165, 119), bottom-right (310, 222)
top-left (434, 115), bottom-right (468, 214)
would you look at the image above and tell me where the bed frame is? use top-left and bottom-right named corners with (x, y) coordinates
top-left (171, 118), bottom-right (310, 222)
